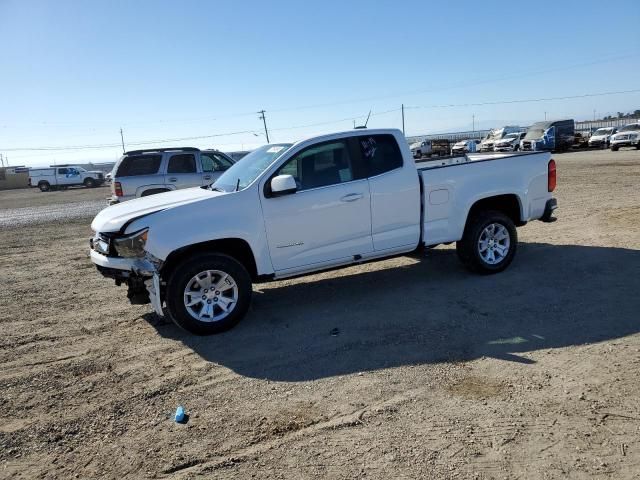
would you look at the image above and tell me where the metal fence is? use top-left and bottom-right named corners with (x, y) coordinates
top-left (407, 129), bottom-right (491, 145)
top-left (575, 117), bottom-right (640, 133)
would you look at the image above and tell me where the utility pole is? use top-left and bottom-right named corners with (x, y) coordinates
top-left (544, 111), bottom-right (547, 121)
top-left (258, 110), bottom-right (270, 143)
top-left (401, 104), bottom-right (405, 135)
top-left (0, 154), bottom-right (3, 167)
top-left (120, 127), bottom-right (126, 153)
top-left (593, 109), bottom-right (596, 122)
top-left (472, 114), bottom-right (475, 133)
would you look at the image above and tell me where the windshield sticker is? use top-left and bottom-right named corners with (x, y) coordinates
top-left (267, 146), bottom-right (285, 153)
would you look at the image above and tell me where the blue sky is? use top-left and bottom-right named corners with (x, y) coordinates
top-left (1, 0), bottom-right (639, 166)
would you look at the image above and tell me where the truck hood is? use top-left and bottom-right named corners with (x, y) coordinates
top-left (91, 187), bottom-right (221, 233)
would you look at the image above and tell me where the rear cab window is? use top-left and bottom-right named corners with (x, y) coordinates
top-left (357, 134), bottom-right (403, 177)
top-left (116, 155), bottom-right (162, 177)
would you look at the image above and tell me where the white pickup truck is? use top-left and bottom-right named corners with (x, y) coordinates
top-left (29, 166), bottom-right (105, 191)
top-left (90, 129), bottom-right (558, 335)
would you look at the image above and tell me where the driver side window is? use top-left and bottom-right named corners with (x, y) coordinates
top-left (201, 153), bottom-right (233, 172)
top-left (276, 140), bottom-right (353, 191)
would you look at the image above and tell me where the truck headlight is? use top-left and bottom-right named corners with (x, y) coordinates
top-left (113, 228), bottom-right (149, 258)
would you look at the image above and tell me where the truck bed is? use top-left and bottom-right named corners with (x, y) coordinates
top-left (416, 151), bottom-right (540, 171)
top-left (416, 150), bottom-right (552, 246)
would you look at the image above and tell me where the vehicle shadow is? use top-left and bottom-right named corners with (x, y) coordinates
top-left (144, 243), bottom-right (640, 381)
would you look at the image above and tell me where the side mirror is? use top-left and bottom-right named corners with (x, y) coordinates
top-left (270, 174), bottom-right (297, 196)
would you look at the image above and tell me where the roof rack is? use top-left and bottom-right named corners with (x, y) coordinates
top-left (124, 147), bottom-right (200, 155)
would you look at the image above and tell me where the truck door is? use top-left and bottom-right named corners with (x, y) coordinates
top-left (165, 153), bottom-right (202, 190)
top-left (261, 138), bottom-right (373, 273)
top-left (544, 126), bottom-right (556, 150)
top-left (362, 134), bottom-right (421, 251)
top-left (57, 167), bottom-right (80, 186)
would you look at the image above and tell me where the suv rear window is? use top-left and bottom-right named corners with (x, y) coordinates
top-left (116, 155), bottom-right (162, 177)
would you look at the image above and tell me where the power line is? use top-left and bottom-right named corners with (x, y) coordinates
top-left (3, 52), bottom-right (637, 131)
top-left (4, 89), bottom-right (639, 153)
top-left (405, 89), bottom-right (640, 110)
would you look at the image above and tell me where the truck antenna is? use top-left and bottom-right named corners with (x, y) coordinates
top-left (355, 110), bottom-right (372, 129)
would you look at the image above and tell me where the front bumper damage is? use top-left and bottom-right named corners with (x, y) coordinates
top-left (89, 248), bottom-right (164, 316)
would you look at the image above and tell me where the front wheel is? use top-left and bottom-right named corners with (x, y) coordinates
top-left (611, 145), bottom-right (619, 151)
top-left (456, 210), bottom-right (517, 274)
top-left (165, 253), bottom-right (252, 335)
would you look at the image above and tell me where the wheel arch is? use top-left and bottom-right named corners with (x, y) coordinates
top-left (464, 194), bottom-right (525, 232)
top-left (161, 238), bottom-right (259, 281)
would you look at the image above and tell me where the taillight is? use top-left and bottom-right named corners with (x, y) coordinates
top-left (548, 159), bottom-right (556, 192)
top-left (114, 181), bottom-right (123, 197)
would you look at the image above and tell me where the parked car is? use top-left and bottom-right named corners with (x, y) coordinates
top-left (410, 139), bottom-right (450, 158)
top-left (520, 119), bottom-right (575, 152)
top-left (588, 127), bottom-right (618, 148)
top-left (109, 147), bottom-right (235, 204)
top-left (493, 132), bottom-right (526, 152)
top-left (451, 139), bottom-right (480, 154)
top-left (609, 123), bottom-right (640, 151)
top-left (479, 126), bottom-right (523, 152)
top-left (29, 166), bottom-right (105, 192)
top-left (90, 128), bottom-right (558, 335)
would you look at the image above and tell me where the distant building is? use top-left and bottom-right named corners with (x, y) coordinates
top-left (0, 166), bottom-right (29, 190)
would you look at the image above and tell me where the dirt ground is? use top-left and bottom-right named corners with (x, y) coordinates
top-left (1, 148), bottom-right (639, 479)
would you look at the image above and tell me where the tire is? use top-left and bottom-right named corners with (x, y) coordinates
top-left (165, 253), bottom-right (252, 335)
top-left (456, 210), bottom-right (518, 274)
top-left (611, 145), bottom-right (619, 151)
top-left (514, 145), bottom-right (519, 151)
top-left (83, 178), bottom-right (95, 188)
top-left (38, 181), bottom-right (50, 192)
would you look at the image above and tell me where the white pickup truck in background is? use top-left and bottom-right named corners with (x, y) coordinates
top-left (29, 166), bottom-right (105, 191)
top-left (90, 129), bottom-right (558, 335)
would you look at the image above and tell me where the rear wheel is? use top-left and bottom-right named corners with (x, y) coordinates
top-left (83, 178), bottom-right (95, 188)
top-left (165, 253), bottom-right (252, 335)
top-left (38, 181), bottom-right (50, 192)
top-left (456, 210), bottom-right (517, 274)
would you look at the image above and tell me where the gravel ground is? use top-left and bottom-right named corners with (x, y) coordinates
top-left (0, 186), bottom-right (109, 228)
top-left (0, 148), bottom-right (639, 479)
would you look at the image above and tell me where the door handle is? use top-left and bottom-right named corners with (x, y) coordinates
top-left (203, 175), bottom-right (212, 180)
top-left (340, 193), bottom-right (363, 202)
top-left (168, 177), bottom-right (177, 182)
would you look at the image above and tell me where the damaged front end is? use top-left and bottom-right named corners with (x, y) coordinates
top-left (90, 231), bottom-right (164, 316)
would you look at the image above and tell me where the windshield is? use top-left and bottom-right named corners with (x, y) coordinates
top-left (212, 143), bottom-right (293, 192)
top-left (486, 129), bottom-right (504, 140)
top-left (619, 124), bottom-right (640, 132)
top-left (503, 133), bottom-right (519, 140)
top-left (593, 128), bottom-right (611, 136)
top-left (524, 124), bottom-right (547, 140)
